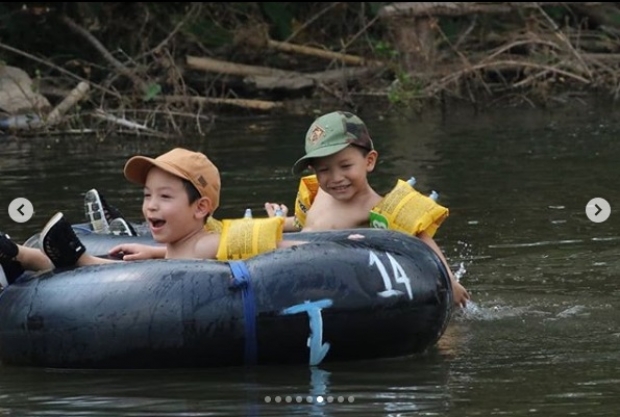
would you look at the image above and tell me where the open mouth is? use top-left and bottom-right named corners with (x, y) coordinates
top-left (149, 218), bottom-right (166, 229)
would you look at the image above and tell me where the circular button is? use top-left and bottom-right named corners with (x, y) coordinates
top-left (8, 197), bottom-right (34, 223)
top-left (585, 197), bottom-right (611, 223)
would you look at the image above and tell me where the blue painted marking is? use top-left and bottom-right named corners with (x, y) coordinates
top-left (281, 299), bottom-right (333, 366)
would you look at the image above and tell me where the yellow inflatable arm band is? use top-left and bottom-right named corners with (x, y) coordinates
top-left (205, 216), bottom-right (223, 233)
top-left (215, 216), bottom-right (284, 261)
top-left (369, 179), bottom-right (449, 237)
top-left (293, 175), bottom-right (320, 229)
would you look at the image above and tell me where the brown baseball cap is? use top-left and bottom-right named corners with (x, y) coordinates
top-left (124, 147), bottom-right (221, 211)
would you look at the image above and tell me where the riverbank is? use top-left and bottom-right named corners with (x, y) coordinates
top-left (2, 2), bottom-right (620, 138)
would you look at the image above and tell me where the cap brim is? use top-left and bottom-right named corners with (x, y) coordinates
top-left (124, 156), bottom-right (187, 186)
top-left (291, 143), bottom-right (350, 175)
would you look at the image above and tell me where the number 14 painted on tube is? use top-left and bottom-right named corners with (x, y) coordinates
top-left (369, 251), bottom-right (413, 300)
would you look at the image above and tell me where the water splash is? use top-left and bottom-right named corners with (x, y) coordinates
top-left (454, 262), bottom-right (467, 282)
top-left (457, 302), bottom-right (534, 321)
top-left (452, 240), bottom-right (474, 283)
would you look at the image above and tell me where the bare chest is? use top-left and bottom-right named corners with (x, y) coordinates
top-left (304, 200), bottom-right (370, 231)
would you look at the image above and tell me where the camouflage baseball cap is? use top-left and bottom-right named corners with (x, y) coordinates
top-left (292, 111), bottom-right (374, 175)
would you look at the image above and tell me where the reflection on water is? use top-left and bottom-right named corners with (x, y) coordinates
top-left (0, 356), bottom-right (456, 416)
top-left (2, 103), bottom-right (620, 415)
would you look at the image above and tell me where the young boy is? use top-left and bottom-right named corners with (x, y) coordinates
top-left (1, 147), bottom-right (295, 278)
top-left (264, 111), bottom-right (470, 308)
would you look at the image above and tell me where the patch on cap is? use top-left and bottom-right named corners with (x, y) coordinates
top-left (308, 125), bottom-right (325, 145)
top-left (197, 175), bottom-right (207, 187)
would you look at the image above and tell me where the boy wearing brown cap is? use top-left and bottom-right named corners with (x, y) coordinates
top-left (264, 111), bottom-right (470, 308)
top-left (15, 148), bottom-right (219, 269)
top-left (1, 148), bottom-right (290, 275)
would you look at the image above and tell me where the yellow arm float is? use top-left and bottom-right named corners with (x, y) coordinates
top-left (369, 179), bottom-right (449, 237)
top-left (293, 175), bottom-right (320, 230)
top-left (216, 216), bottom-right (284, 261)
top-left (204, 216), bottom-right (224, 233)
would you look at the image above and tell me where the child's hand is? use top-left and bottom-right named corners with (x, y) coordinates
top-left (108, 243), bottom-right (163, 261)
top-left (452, 281), bottom-right (470, 308)
top-left (264, 202), bottom-right (288, 218)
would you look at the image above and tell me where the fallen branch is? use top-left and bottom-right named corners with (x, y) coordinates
top-left (187, 55), bottom-right (381, 91)
top-left (379, 2), bottom-right (603, 18)
top-left (265, 39), bottom-right (382, 67)
top-left (186, 55), bottom-right (298, 77)
top-left (245, 67), bottom-right (378, 90)
top-left (156, 95), bottom-right (282, 111)
top-left (91, 108), bottom-right (154, 131)
top-left (46, 81), bottom-right (90, 124)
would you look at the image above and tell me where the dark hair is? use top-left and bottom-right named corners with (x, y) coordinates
top-left (308, 144), bottom-right (373, 169)
top-left (182, 179), bottom-right (209, 223)
top-left (351, 144), bottom-right (372, 157)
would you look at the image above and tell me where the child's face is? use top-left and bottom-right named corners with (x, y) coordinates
top-left (310, 146), bottom-right (378, 201)
top-left (142, 167), bottom-right (207, 243)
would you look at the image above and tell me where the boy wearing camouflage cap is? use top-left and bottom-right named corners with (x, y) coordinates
top-left (265, 111), bottom-right (470, 308)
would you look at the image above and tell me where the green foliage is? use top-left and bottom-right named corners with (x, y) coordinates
top-left (372, 40), bottom-right (399, 60)
top-left (386, 72), bottom-right (424, 106)
top-left (143, 83), bottom-right (162, 102)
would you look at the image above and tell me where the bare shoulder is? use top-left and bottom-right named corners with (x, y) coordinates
top-left (195, 232), bottom-right (221, 260)
top-left (305, 191), bottom-right (336, 226)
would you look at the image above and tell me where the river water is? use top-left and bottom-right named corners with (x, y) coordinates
top-left (1, 103), bottom-right (619, 416)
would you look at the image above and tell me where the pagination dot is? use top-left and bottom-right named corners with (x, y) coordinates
top-left (264, 394), bottom-right (355, 404)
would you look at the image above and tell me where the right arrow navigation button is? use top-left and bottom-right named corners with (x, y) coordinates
top-left (586, 198), bottom-right (611, 223)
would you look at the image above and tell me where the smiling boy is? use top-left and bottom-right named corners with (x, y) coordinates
top-left (265, 111), bottom-right (470, 307)
top-left (0, 148), bottom-right (294, 277)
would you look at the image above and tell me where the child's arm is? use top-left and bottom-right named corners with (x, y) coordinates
top-left (108, 243), bottom-right (166, 261)
top-left (416, 231), bottom-right (470, 308)
top-left (264, 202), bottom-right (300, 232)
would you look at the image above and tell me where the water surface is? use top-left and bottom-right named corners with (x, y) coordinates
top-left (1, 103), bottom-right (619, 415)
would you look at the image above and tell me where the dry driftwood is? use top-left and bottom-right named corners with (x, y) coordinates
top-left (186, 55), bottom-right (298, 78)
top-left (155, 95), bottom-right (282, 111)
top-left (379, 2), bottom-right (603, 18)
top-left (266, 39), bottom-right (381, 66)
top-left (187, 55), bottom-right (380, 91)
top-left (46, 81), bottom-right (90, 124)
top-left (245, 67), bottom-right (379, 90)
top-left (233, 23), bottom-right (383, 67)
